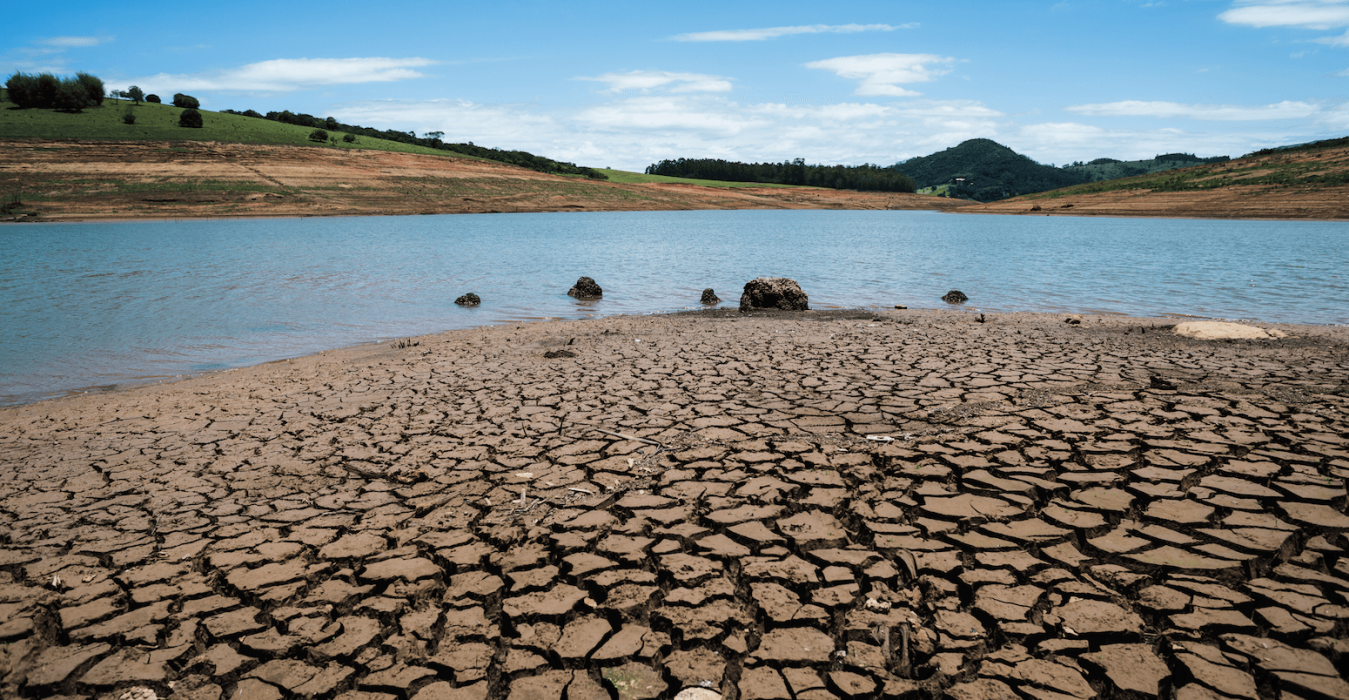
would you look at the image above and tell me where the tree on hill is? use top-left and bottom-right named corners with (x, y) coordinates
top-left (146, 94), bottom-right (161, 104)
top-left (173, 93), bottom-right (200, 109)
top-left (125, 86), bottom-right (144, 104)
top-left (309, 128), bottom-right (329, 143)
top-left (178, 108), bottom-right (203, 128)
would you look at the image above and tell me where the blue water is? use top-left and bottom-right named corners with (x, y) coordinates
top-left (1, 210), bottom-right (1345, 405)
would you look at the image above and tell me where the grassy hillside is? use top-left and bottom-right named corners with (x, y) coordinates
top-left (595, 168), bottom-right (803, 189)
top-left (1063, 153), bottom-right (1229, 182)
top-left (893, 139), bottom-right (1084, 202)
top-left (0, 97), bottom-right (485, 159)
top-left (1024, 140), bottom-right (1349, 200)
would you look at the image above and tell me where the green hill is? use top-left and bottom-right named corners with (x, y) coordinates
top-left (1, 92), bottom-right (602, 178)
top-left (1062, 153), bottom-right (1229, 182)
top-left (0, 96), bottom-right (476, 158)
top-left (893, 138), bottom-right (1085, 202)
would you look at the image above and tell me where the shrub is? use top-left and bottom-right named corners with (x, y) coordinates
top-left (35, 73), bottom-right (59, 108)
top-left (343, 133), bottom-right (356, 143)
top-left (122, 111), bottom-right (136, 125)
top-left (6, 73), bottom-right (37, 107)
top-left (309, 128), bottom-right (329, 143)
top-left (74, 73), bottom-right (104, 107)
top-left (172, 93), bottom-right (200, 109)
top-left (146, 94), bottom-right (161, 104)
top-left (178, 108), bottom-right (203, 128)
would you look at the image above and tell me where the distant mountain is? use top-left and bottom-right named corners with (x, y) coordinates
top-left (1062, 153), bottom-right (1230, 182)
top-left (892, 139), bottom-right (1086, 202)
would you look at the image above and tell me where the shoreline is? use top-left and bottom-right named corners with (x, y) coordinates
top-left (1, 308), bottom-right (1347, 699)
top-left (7, 306), bottom-right (1345, 410)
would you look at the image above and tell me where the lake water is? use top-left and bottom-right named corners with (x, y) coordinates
top-left (2, 209), bottom-right (1346, 405)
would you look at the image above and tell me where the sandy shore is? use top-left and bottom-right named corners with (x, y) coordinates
top-left (2, 309), bottom-right (1348, 700)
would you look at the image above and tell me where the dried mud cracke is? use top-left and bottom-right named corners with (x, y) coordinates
top-left (0, 310), bottom-right (1347, 700)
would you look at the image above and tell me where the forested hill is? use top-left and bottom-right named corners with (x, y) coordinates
top-left (893, 139), bottom-right (1086, 202)
top-left (644, 158), bottom-right (917, 192)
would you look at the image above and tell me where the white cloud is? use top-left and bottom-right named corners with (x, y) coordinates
top-left (1220, 1), bottom-right (1349, 45)
top-left (1219, 1), bottom-right (1349, 29)
top-left (332, 99), bottom-right (558, 146)
top-left (37, 36), bottom-right (113, 49)
top-left (578, 71), bottom-right (732, 94)
top-left (805, 53), bottom-right (955, 96)
top-left (672, 23), bottom-right (914, 42)
top-left (577, 96), bottom-right (766, 135)
top-left (118, 57), bottom-right (435, 94)
top-left (1012, 122), bottom-right (1288, 163)
top-left (1066, 99), bottom-right (1320, 120)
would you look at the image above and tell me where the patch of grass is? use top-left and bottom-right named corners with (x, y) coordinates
top-left (0, 97), bottom-right (489, 161)
top-left (595, 168), bottom-right (807, 189)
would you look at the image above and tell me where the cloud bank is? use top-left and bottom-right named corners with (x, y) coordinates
top-left (805, 53), bottom-right (956, 97)
top-left (119, 57), bottom-right (435, 94)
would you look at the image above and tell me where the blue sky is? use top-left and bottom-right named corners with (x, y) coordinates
top-left (5, 0), bottom-right (1349, 170)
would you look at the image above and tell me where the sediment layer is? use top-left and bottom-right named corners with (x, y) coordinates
top-left (0, 140), bottom-right (968, 222)
top-left (2, 309), bottom-right (1348, 700)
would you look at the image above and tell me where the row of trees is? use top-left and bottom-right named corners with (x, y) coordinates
top-left (220, 108), bottom-right (606, 179)
top-left (5, 72), bottom-right (105, 111)
top-left (645, 158), bottom-right (918, 192)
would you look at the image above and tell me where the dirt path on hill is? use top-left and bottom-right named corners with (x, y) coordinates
top-left (1, 309), bottom-right (1348, 700)
top-left (0, 140), bottom-right (971, 222)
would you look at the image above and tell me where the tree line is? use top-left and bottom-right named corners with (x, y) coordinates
top-left (5, 72), bottom-right (105, 111)
top-left (645, 158), bottom-right (917, 192)
top-left (220, 108), bottom-right (605, 179)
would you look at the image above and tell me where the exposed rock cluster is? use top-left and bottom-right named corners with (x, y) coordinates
top-left (740, 278), bottom-right (809, 312)
top-left (568, 277), bottom-right (603, 300)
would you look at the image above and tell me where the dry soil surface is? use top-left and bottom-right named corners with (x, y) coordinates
top-left (2, 310), bottom-right (1349, 700)
top-left (0, 140), bottom-right (969, 222)
top-left (967, 185), bottom-right (1349, 220)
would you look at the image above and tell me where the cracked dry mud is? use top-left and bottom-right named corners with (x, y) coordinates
top-left (2, 309), bottom-right (1348, 700)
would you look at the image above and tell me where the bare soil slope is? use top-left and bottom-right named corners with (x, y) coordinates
top-left (969, 143), bottom-right (1349, 219)
top-left (0, 140), bottom-right (971, 222)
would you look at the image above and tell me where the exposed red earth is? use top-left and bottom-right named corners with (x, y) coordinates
top-left (2, 308), bottom-right (1347, 700)
top-left (0, 140), bottom-right (970, 222)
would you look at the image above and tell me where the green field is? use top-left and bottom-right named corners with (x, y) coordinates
top-left (595, 168), bottom-right (805, 188)
top-left (0, 97), bottom-right (486, 160)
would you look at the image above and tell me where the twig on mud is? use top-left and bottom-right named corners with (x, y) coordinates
top-left (593, 428), bottom-right (663, 447)
top-left (568, 487), bottom-right (595, 495)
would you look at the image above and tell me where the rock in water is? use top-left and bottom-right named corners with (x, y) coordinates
top-left (455, 292), bottom-right (481, 306)
top-left (701, 288), bottom-right (720, 305)
top-left (568, 277), bottom-right (603, 299)
top-left (739, 277), bottom-right (809, 312)
top-left (942, 290), bottom-right (968, 304)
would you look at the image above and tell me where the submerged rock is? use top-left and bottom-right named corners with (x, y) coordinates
top-left (568, 277), bottom-right (603, 300)
top-left (740, 278), bottom-right (809, 312)
top-left (455, 292), bottom-right (481, 306)
top-left (942, 290), bottom-right (968, 304)
top-left (701, 288), bottom-right (720, 305)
